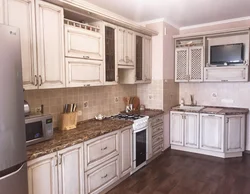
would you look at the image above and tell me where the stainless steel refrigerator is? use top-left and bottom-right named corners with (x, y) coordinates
top-left (0, 24), bottom-right (28, 194)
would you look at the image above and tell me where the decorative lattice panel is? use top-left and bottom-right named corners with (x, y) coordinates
top-left (190, 47), bottom-right (203, 80)
top-left (176, 49), bottom-right (188, 81)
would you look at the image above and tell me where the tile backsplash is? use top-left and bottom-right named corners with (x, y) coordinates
top-left (24, 85), bottom-right (137, 127)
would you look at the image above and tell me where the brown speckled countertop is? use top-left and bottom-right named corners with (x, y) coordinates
top-left (26, 119), bottom-right (133, 161)
top-left (171, 105), bottom-right (249, 115)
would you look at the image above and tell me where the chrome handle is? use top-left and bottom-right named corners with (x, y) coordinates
top-left (101, 146), bottom-right (107, 151)
top-left (226, 118), bottom-right (229, 123)
top-left (39, 75), bottom-right (42, 86)
top-left (34, 75), bottom-right (38, 86)
top-left (55, 155), bottom-right (58, 166)
top-left (221, 80), bottom-right (228, 82)
top-left (208, 114), bottom-right (215, 117)
top-left (59, 154), bottom-right (62, 165)
top-left (83, 56), bottom-right (90, 59)
top-left (101, 174), bottom-right (108, 178)
top-left (83, 84), bottom-right (90, 87)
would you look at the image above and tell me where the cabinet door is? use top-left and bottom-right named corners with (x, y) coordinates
top-left (120, 127), bottom-right (132, 177)
top-left (6, 0), bottom-right (37, 90)
top-left (65, 58), bottom-right (104, 87)
top-left (117, 27), bottom-right (126, 66)
top-left (126, 30), bottom-right (135, 67)
top-left (184, 113), bottom-right (199, 148)
top-left (135, 34), bottom-right (143, 82)
top-left (36, 0), bottom-right (65, 89)
top-left (147, 119), bottom-right (153, 160)
top-left (65, 25), bottom-right (103, 60)
top-left (189, 46), bottom-right (203, 82)
top-left (170, 111), bottom-right (184, 146)
top-left (144, 36), bottom-right (152, 82)
top-left (175, 48), bottom-right (189, 82)
top-left (0, 0), bottom-right (6, 24)
top-left (200, 114), bottom-right (224, 152)
top-left (58, 144), bottom-right (84, 194)
top-left (28, 153), bottom-right (58, 194)
top-left (104, 23), bottom-right (117, 84)
top-left (225, 115), bottom-right (245, 153)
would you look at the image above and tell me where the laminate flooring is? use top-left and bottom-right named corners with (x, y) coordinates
top-left (107, 150), bottom-right (250, 194)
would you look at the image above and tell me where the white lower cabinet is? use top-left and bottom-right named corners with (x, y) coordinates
top-left (28, 153), bottom-right (58, 194)
top-left (200, 114), bottom-right (224, 152)
top-left (28, 144), bottom-right (83, 194)
top-left (120, 127), bottom-right (132, 177)
top-left (170, 111), bottom-right (184, 146)
top-left (184, 113), bottom-right (199, 148)
top-left (85, 156), bottom-right (119, 194)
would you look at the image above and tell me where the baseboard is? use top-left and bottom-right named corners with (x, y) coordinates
top-left (244, 150), bottom-right (250, 155)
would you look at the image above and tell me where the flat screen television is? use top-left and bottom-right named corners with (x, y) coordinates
top-left (210, 43), bottom-right (244, 65)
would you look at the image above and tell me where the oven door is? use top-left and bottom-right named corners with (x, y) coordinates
top-left (132, 127), bottom-right (147, 171)
top-left (25, 120), bottom-right (45, 146)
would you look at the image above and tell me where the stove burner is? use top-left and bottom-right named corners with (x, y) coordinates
top-left (112, 114), bottom-right (145, 121)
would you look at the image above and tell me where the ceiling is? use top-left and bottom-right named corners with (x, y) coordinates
top-left (85, 0), bottom-right (250, 28)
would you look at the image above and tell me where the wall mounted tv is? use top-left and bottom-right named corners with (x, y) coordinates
top-left (210, 43), bottom-right (244, 65)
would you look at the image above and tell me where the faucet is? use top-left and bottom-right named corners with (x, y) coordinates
top-left (190, 95), bottom-right (195, 106)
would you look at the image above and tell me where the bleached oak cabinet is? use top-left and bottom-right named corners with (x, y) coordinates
top-left (170, 111), bottom-right (246, 158)
top-left (28, 144), bottom-right (84, 194)
top-left (175, 46), bottom-right (204, 82)
top-left (5, 0), bottom-right (65, 89)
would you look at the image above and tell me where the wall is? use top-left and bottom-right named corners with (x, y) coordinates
top-left (179, 19), bottom-right (250, 151)
top-left (24, 85), bottom-right (137, 128)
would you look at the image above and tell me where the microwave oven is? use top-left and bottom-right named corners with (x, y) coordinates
top-left (25, 114), bottom-right (53, 146)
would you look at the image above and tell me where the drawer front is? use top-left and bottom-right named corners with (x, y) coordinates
top-left (84, 131), bottom-right (119, 171)
top-left (153, 142), bottom-right (163, 155)
top-left (152, 124), bottom-right (164, 136)
top-left (85, 156), bottom-right (119, 194)
top-left (151, 115), bottom-right (164, 127)
top-left (152, 133), bottom-right (164, 147)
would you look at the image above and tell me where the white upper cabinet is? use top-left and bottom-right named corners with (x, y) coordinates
top-left (144, 36), bottom-right (152, 83)
top-left (36, 0), bottom-right (65, 89)
top-left (117, 27), bottom-right (135, 68)
top-left (175, 47), bottom-right (189, 82)
top-left (28, 153), bottom-right (58, 194)
top-left (170, 111), bottom-right (184, 146)
top-left (6, 0), bottom-right (37, 90)
top-left (65, 25), bottom-right (103, 60)
top-left (184, 112), bottom-right (199, 148)
top-left (65, 58), bottom-right (104, 87)
top-left (0, 0), bottom-right (6, 24)
top-left (200, 114), bottom-right (224, 152)
top-left (225, 115), bottom-right (245, 153)
top-left (120, 127), bottom-right (132, 177)
top-left (58, 144), bottom-right (84, 194)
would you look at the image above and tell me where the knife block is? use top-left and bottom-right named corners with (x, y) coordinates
top-left (61, 112), bottom-right (77, 130)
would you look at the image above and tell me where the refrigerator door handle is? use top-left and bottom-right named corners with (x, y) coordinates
top-left (0, 162), bottom-right (25, 180)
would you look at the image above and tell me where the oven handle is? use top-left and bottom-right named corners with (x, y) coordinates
top-left (133, 127), bottom-right (147, 133)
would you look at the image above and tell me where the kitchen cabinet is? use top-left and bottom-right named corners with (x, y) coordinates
top-left (28, 153), bottom-right (58, 194)
top-left (6, 0), bottom-right (37, 90)
top-left (104, 23), bottom-right (117, 84)
top-left (58, 145), bottom-right (84, 194)
top-left (120, 127), bottom-right (132, 177)
top-left (204, 66), bottom-right (248, 82)
top-left (28, 144), bottom-right (83, 194)
top-left (225, 115), bottom-right (245, 152)
top-left (36, 0), bottom-right (65, 89)
top-left (0, 0), bottom-right (6, 24)
top-left (184, 112), bottom-right (199, 148)
top-left (200, 113), bottom-right (224, 152)
top-left (175, 46), bottom-right (204, 82)
top-left (135, 34), bottom-right (143, 82)
top-left (117, 27), bottom-right (135, 68)
top-left (143, 36), bottom-right (152, 83)
top-left (64, 24), bottom-right (103, 60)
top-left (170, 111), bottom-right (184, 146)
top-left (65, 58), bottom-right (104, 87)
top-left (85, 156), bottom-right (119, 194)
top-left (147, 120), bottom-right (153, 160)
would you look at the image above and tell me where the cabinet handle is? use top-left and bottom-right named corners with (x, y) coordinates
top-left (55, 155), bottom-right (58, 166)
top-left (83, 84), bottom-right (90, 87)
top-left (101, 174), bottom-right (108, 178)
top-left (59, 154), bottom-right (62, 165)
top-left (83, 56), bottom-right (90, 59)
top-left (39, 75), bottom-right (42, 86)
top-left (101, 146), bottom-right (107, 150)
top-left (208, 114), bottom-right (215, 116)
top-left (226, 118), bottom-right (229, 123)
top-left (221, 80), bottom-right (228, 82)
top-left (34, 75), bottom-right (38, 86)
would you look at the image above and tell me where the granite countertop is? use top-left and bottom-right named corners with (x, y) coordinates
top-left (26, 119), bottom-right (133, 161)
top-left (171, 105), bottom-right (249, 115)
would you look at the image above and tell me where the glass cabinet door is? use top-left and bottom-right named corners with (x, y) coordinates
top-left (105, 26), bottom-right (115, 82)
top-left (136, 35), bottom-right (143, 81)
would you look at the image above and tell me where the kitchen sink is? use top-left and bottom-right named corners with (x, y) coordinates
top-left (172, 105), bottom-right (204, 111)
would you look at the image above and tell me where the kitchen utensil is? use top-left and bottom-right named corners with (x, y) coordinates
top-left (95, 114), bottom-right (105, 120)
top-left (24, 100), bottom-right (30, 116)
top-left (133, 97), bottom-right (140, 111)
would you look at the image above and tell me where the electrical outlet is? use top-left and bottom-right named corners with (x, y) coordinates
top-left (114, 97), bottom-right (119, 103)
top-left (77, 110), bottom-right (82, 116)
top-left (83, 101), bottom-right (88, 108)
top-left (211, 92), bottom-right (217, 98)
top-left (148, 95), bottom-right (153, 100)
top-left (35, 107), bottom-right (41, 113)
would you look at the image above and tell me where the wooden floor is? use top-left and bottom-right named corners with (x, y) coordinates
top-left (107, 150), bottom-right (250, 194)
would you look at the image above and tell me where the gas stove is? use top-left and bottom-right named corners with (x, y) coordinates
top-left (111, 114), bottom-right (145, 121)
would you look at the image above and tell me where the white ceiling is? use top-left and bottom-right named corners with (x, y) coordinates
top-left (85, 0), bottom-right (250, 28)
